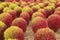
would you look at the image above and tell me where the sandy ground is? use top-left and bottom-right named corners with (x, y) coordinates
top-left (25, 21), bottom-right (34, 40)
top-left (25, 21), bottom-right (60, 40)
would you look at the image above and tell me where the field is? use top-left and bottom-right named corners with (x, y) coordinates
top-left (25, 21), bottom-right (60, 40)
